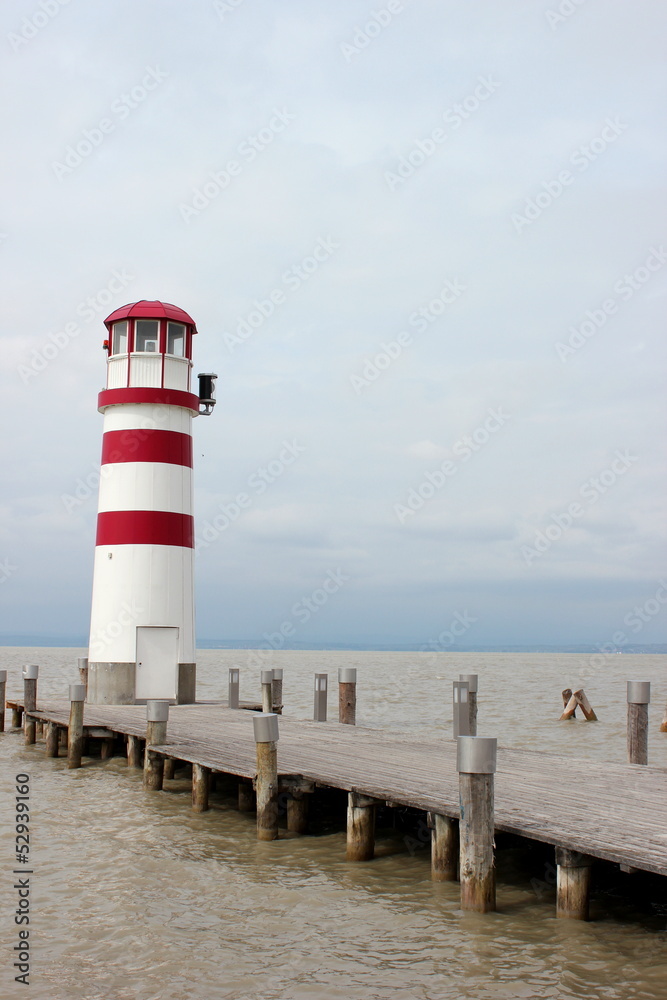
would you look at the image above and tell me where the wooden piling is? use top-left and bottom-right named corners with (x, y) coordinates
top-left (627, 681), bottom-right (650, 765)
top-left (556, 847), bottom-right (593, 920)
top-left (192, 763), bottom-right (210, 812)
top-left (272, 668), bottom-right (283, 714)
top-left (23, 665), bottom-right (38, 746)
top-left (430, 813), bottom-right (458, 881)
top-left (100, 738), bottom-right (114, 759)
top-left (338, 668), bottom-right (357, 725)
top-left (261, 670), bottom-right (273, 714)
top-left (661, 702), bottom-right (667, 733)
top-left (287, 791), bottom-right (309, 834)
top-left (0, 670), bottom-right (5, 733)
top-left (238, 779), bottom-right (255, 812)
top-left (163, 757), bottom-right (176, 780)
top-left (67, 684), bottom-right (86, 769)
top-left (457, 736), bottom-right (497, 912)
top-left (143, 701), bottom-right (169, 791)
top-left (11, 705), bottom-right (23, 728)
top-left (574, 689), bottom-right (598, 721)
top-left (561, 688), bottom-right (575, 717)
top-left (45, 721), bottom-right (59, 757)
top-left (126, 734), bottom-right (142, 769)
top-left (459, 674), bottom-right (478, 736)
top-left (253, 714), bottom-right (279, 840)
top-left (347, 792), bottom-right (376, 861)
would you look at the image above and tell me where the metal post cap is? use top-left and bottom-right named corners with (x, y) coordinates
top-left (459, 673), bottom-right (478, 693)
top-left (253, 713), bottom-right (279, 743)
top-left (261, 669), bottom-right (274, 684)
top-left (77, 657), bottom-right (89, 669)
top-left (146, 700), bottom-right (170, 722)
top-left (338, 668), bottom-right (357, 683)
top-left (627, 681), bottom-right (650, 704)
top-left (457, 736), bottom-right (497, 774)
top-left (69, 684), bottom-right (86, 702)
top-left (272, 668), bottom-right (283, 680)
top-left (0, 670), bottom-right (7, 682)
top-left (22, 665), bottom-right (39, 679)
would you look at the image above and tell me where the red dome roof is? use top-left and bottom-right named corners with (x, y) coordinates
top-left (104, 300), bottom-right (197, 332)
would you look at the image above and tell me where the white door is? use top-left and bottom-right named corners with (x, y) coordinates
top-left (136, 627), bottom-right (179, 701)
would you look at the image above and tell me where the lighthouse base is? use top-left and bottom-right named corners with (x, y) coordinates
top-left (87, 662), bottom-right (136, 705)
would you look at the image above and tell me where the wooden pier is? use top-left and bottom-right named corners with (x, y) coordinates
top-left (5, 696), bottom-right (667, 900)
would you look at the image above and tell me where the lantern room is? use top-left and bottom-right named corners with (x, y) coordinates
top-left (103, 300), bottom-right (196, 394)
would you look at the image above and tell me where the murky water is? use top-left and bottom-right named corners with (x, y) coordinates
top-left (1, 648), bottom-right (666, 999)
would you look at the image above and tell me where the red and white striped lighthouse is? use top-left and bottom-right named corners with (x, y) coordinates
top-left (87, 300), bottom-right (216, 705)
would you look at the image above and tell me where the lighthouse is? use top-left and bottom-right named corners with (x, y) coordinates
top-left (87, 300), bottom-right (216, 705)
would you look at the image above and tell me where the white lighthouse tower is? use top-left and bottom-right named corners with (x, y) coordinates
top-left (87, 300), bottom-right (216, 705)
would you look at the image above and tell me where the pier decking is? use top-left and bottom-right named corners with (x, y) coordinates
top-left (8, 698), bottom-right (667, 878)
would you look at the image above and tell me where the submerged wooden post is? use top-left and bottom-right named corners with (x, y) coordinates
top-left (77, 656), bottom-right (88, 695)
top-left (261, 670), bottom-right (274, 714)
top-left (574, 689), bottom-right (598, 721)
top-left (560, 688), bottom-right (576, 719)
top-left (661, 702), bottom-right (667, 734)
top-left (192, 763), bottom-right (210, 812)
top-left (127, 734), bottom-right (142, 769)
top-left (238, 779), bottom-right (255, 812)
top-left (457, 735), bottom-right (497, 912)
top-left (556, 847), bottom-right (593, 920)
top-left (272, 667), bottom-right (283, 714)
top-left (347, 792), bottom-right (376, 861)
top-left (253, 713), bottom-right (279, 840)
top-left (287, 789), bottom-right (310, 834)
top-left (228, 667), bottom-right (240, 709)
top-left (452, 680), bottom-right (470, 738)
top-left (0, 670), bottom-right (6, 733)
top-left (627, 681), bottom-right (650, 765)
top-left (338, 668), bottom-right (357, 725)
top-left (11, 704), bottom-right (23, 728)
top-left (459, 674), bottom-right (478, 736)
top-left (45, 721), bottom-right (59, 757)
top-left (143, 701), bottom-right (169, 791)
top-left (23, 665), bottom-right (38, 745)
top-left (314, 673), bottom-right (328, 722)
top-left (163, 758), bottom-right (176, 779)
top-left (430, 813), bottom-right (459, 881)
top-left (68, 683), bottom-right (86, 769)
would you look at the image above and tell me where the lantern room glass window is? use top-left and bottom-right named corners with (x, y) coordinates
top-left (167, 322), bottom-right (186, 357)
top-left (134, 320), bottom-right (159, 353)
top-left (111, 321), bottom-right (128, 355)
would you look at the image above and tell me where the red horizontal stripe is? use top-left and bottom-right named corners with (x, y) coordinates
top-left (101, 429), bottom-right (193, 468)
top-left (96, 511), bottom-right (194, 548)
top-left (98, 388), bottom-right (200, 414)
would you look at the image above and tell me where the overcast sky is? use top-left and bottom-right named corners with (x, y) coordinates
top-left (1, 0), bottom-right (666, 648)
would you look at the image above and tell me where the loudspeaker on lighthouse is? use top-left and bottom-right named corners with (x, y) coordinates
top-left (87, 300), bottom-right (216, 704)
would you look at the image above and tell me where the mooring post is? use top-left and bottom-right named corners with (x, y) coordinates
top-left (556, 847), bottom-right (593, 920)
top-left (22, 665), bottom-right (38, 745)
top-left (661, 702), bottom-right (667, 733)
top-left (228, 667), bottom-right (240, 709)
top-left (459, 674), bottom-right (478, 735)
top-left (143, 701), bottom-right (169, 791)
top-left (0, 670), bottom-right (6, 733)
top-left (261, 669), bottom-right (274, 714)
top-left (452, 680), bottom-right (470, 738)
top-left (67, 683), bottom-right (86, 769)
top-left (253, 713), bottom-right (279, 841)
top-left (127, 735), bottom-right (142, 768)
top-left (192, 762), bottom-right (211, 812)
top-left (457, 735), bottom-right (497, 912)
top-left (238, 778), bottom-right (255, 812)
top-left (338, 668), bottom-right (357, 725)
top-left (627, 681), bottom-right (650, 765)
top-left (430, 813), bottom-right (459, 881)
top-left (77, 656), bottom-right (88, 695)
top-left (314, 673), bottom-right (328, 722)
top-left (272, 668), bottom-right (283, 714)
top-left (346, 792), bottom-right (376, 861)
top-left (45, 721), bottom-right (59, 757)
